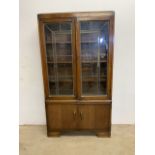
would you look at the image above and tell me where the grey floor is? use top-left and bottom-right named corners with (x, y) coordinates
top-left (20, 125), bottom-right (134, 155)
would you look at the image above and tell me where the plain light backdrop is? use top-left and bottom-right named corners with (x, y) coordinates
top-left (19, 0), bottom-right (134, 125)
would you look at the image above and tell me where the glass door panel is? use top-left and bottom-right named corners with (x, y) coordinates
top-left (44, 22), bottom-right (74, 95)
top-left (80, 20), bottom-right (109, 95)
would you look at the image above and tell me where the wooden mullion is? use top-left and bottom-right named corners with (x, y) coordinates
top-left (75, 18), bottom-right (82, 99)
top-left (72, 18), bottom-right (77, 98)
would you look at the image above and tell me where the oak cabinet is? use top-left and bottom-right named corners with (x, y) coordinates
top-left (38, 11), bottom-right (114, 137)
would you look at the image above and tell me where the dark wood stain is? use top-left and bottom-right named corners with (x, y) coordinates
top-left (38, 11), bottom-right (114, 137)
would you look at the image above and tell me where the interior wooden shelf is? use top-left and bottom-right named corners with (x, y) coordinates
top-left (46, 41), bottom-right (71, 44)
top-left (46, 41), bottom-right (100, 44)
top-left (47, 61), bottom-right (72, 64)
top-left (49, 79), bottom-right (106, 82)
top-left (45, 29), bottom-right (99, 34)
top-left (47, 61), bottom-right (107, 64)
top-left (82, 60), bottom-right (107, 63)
top-left (81, 41), bottom-right (98, 43)
top-left (82, 76), bottom-right (106, 81)
top-left (82, 79), bottom-right (106, 82)
top-left (47, 60), bottom-right (107, 64)
top-left (49, 80), bottom-right (73, 82)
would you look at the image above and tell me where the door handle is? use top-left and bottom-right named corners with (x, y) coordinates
top-left (73, 111), bottom-right (77, 120)
top-left (80, 111), bottom-right (83, 120)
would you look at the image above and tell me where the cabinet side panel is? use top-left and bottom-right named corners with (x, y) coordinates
top-left (46, 104), bottom-right (62, 130)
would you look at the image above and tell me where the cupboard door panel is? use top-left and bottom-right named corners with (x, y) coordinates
top-left (78, 105), bottom-right (95, 129)
top-left (46, 104), bottom-right (77, 130)
top-left (61, 105), bottom-right (77, 129)
top-left (78, 104), bottom-right (111, 130)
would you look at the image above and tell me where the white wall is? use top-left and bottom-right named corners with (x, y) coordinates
top-left (19, 0), bottom-right (134, 124)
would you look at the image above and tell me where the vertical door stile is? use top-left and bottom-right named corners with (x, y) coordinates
top-left (72, 17), bottom-right (77, 98)
top-left (75, 17), bottom-right (81, 100)
top-left (108, 16), bottom-right (114, 99)
top-left (39, 22), bottom-right (49, 98)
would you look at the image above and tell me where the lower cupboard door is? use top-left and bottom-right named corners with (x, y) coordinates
top-left (46, 104), bottom-right (77, 130)
top-left (78, 104), bottom-right (111, 130)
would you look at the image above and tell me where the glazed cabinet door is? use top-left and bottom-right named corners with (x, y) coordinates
top-left (76, 16), bottom-right (114, 100)
top-left (38, 18), bottom-right (76, 99)
top-left (46, 104), bottom-right (77, 130)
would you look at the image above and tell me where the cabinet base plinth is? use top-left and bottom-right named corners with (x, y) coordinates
top-left (47, 131), bottom-right (61, 137)
top-left (96, 131), bottom-right (111, 137)
top-left (47, 131), bottom-right (111, 137)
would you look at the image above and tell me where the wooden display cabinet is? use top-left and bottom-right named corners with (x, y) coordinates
top-left (38, 11), bottom-right (114, 137)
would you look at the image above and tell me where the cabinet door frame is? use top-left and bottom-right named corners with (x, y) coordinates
top-left (46, 103), bottom-right (78, 131)
top-left (76, 14), bottom-right (114, 100)
top-left (38, 17), bottom-right (77, 100)
top-left (77, 104), bottom-right (111, 130)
